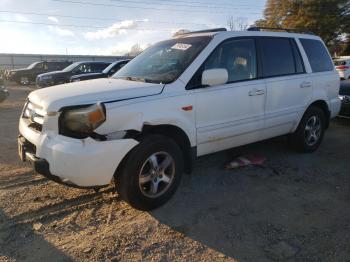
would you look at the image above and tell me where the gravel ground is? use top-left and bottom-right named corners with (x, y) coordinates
top-left (0, 83), bottom-right (350, 262)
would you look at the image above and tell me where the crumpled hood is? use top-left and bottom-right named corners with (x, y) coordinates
top-left (28, 78), bottom-right (164, 111)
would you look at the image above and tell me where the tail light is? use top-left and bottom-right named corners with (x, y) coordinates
top-left (336, 65), bottom-right (349, 70)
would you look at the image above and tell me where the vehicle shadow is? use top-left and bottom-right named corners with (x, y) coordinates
top-left (0, 209), bottom-right (71, 262)
top-left (10, 187), bottom-right (116, 226)
top-left (150, 134), bottom-right (350, 261)
top-left (0, 185), bottom-right (118, 261)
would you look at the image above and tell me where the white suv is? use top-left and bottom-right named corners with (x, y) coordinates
top-left (19, 28), bottom-right (340, 210)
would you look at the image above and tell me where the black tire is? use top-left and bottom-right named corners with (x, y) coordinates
top-left (289, 106), bottom-right (326, 153)
top-left (20, 76), bottom-right (29, 86)
top-left (116, 134), bottom-right (184, 211)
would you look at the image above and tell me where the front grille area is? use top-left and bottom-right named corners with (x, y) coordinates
top-left (22, 101), bottom-right (45, 132)
top-left (18, 135), bottom-right (36, 155)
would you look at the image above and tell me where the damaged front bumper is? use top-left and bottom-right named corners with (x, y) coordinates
top-left (19, 118), bottom-right (139, 188)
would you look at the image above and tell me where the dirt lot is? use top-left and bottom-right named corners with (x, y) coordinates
top-left (0, 84), bottom-right (350, 262)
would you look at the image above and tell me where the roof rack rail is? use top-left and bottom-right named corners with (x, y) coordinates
top-left (247, 26), bottom-right (314, 35)
top-left (180, 28), bottom-right (227, 35)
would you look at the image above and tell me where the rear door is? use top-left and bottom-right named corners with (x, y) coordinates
top-left (91, 63), bottom-right (109, 73)
top-left (299, 38), bottom-right (339, 117)
top-left (258, 37), bottom-right (312, 137)
top-left (192, 38), bottom-right (266, 156)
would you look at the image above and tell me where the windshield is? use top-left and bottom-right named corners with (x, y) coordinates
top-left (27, 62), bottom-right (40, 69)
top-left (103, 61), bottom-right (118, 74)
top-left (334, 60), bottom-right (347, 66)
top-left (114, 36), bottom-right (212, 84)
top-left (62, 62), bottom-right (80, 72)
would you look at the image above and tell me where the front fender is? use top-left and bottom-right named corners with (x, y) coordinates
top-left (97, 94), bottom-right (196, 146)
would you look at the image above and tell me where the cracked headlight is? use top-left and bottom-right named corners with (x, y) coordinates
top-left (59, 103), bottom-right (106, 138)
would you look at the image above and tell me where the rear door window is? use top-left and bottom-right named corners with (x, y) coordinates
top-left (91, 63), bottom-right (109, 72)
top-left (300, 39), bottom-right (333, 72)
top-left (259, 38), bottom-right (298, 77)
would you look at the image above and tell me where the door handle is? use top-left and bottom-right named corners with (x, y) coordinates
top-left (249, 89), bottom-right (265, 96)
top-left (300, 81), bottom-right (312, 88)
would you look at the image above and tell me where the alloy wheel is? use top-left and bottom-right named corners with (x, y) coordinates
top-left (304, 115), bottom-right (322, 146)
top-left (138, 151), bottom-right (175, 198)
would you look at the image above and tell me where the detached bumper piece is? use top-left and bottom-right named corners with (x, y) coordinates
top-left (18, 135), bottom-right (107, 190)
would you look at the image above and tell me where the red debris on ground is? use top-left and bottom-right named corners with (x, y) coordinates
top-left (225, 155), bottom-right (267, 170)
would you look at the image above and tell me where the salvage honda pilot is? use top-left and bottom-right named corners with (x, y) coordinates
top-left (19, 28), bottom-right (340, 210)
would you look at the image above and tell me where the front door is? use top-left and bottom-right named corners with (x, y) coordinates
top-left (193, 38), bottom-right (266, 156)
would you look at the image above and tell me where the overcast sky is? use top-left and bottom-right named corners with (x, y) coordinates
top-left (0, 0), bottom-right (265, 55)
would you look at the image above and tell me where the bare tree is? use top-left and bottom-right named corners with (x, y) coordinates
top-left (126, 44), bottom-right (143, 57)
top-left (227, 16), bottom-right (249, 31)
top-left (227, 16), bottom-right (236, 31)
top-left (236, 17), bottom-right (249, 31)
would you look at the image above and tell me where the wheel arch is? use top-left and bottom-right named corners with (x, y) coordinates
top-left (140, 124), bottom-right (195, 174)
top-left (114, 124), bottom-right (195, 184)
top-left (307, 100), bottom-right (330, 128)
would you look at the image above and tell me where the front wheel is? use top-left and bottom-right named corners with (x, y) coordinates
top-left (289, 106), bottom-right (326, 153)
top-left (116, 135), bottom-right (184, 211)
top-left (20, 76), bottom-right (29, 86)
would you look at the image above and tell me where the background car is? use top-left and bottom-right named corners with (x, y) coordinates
top-left (70, 59), bottom-right (130, 82)
top-left (334, 57), bottom-right (350, 80)
top-left (0, 74), bottom-right (9, 103)
top-left (339, 80), bottom-right (350, 117)
top-left (6, 61), bottom-right (72, 85)
top-left (36, 61), bottom-right (111, 88)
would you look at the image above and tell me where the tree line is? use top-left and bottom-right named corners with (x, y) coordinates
top-left (255, 0), bottom-right (350, 56)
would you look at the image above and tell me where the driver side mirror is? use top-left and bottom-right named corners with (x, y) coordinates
top-left (201, 68), bottom-right (228, 87)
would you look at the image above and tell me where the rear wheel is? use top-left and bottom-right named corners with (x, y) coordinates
top-left (289, 106), bottom-right (326, 152)
top-left (116, 135), bottom-right (184, 211)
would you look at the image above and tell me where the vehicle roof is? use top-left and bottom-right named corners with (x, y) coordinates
top-left (111, 59), bottom-right (131, 64)
top-left (73, 61), bottom-right (111, 64)
top-left (175, 30), bottom-right (321, 41)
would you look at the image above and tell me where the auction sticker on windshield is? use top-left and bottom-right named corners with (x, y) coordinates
top-left (171, 43), bottom-right (192, 51)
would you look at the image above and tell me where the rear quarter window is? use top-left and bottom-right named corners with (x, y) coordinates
top-left (300, 39), bottom-right (333, 72)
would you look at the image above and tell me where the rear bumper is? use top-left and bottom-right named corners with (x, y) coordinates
top-left (337, 71), bottom-right (349, 80)
top-left (339, 101), bottom-right (350, 117)
top-left (329, 97), bottom-right (341, 118)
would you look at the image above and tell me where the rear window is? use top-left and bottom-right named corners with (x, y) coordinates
top-left (300, 39), bottom-right (333, 72)
top-left (334, 60), bottom-right (347, 66)
top-left (259, 38), bottom-right (300, 77)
